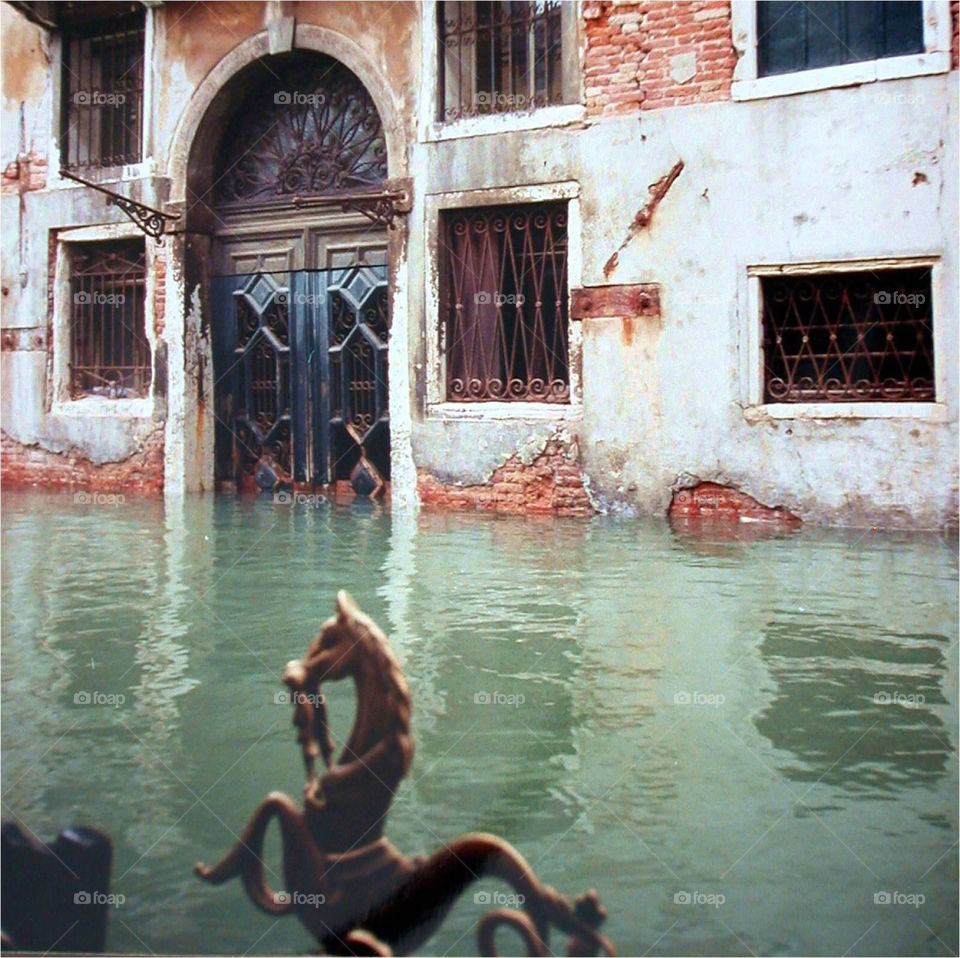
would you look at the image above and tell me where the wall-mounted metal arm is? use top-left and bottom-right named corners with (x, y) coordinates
top-left (291, 186), bottom-right (411, 230)
top-left (59, 170), bottom-right (181, 241)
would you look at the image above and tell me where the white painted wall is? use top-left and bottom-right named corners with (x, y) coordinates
top-left (408, 71), bottom-right (958, 528)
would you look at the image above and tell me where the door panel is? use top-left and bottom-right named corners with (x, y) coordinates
top-left (212, 242), bottom-right (389, 493)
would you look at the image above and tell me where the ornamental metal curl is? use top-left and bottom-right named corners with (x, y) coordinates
top-left (59, 170), bottom-right (179, 241)
top-left (195, 592), bottom-right (616, 958)
top-left (215, 54), bottom-right (388, 205)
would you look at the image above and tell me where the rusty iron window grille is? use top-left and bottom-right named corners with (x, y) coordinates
top-left (69, 241), bottom-right (150, 399)
top-left (213, 53), bottom-right (388, 206)
top-left (439, 1), bottom-right (565, 121)
top-left (440, 202), bottom-right (569, 403)
top-left (761, 268), bottom-right (934, 403)
top-left (61, 11), bottom-right (144, 170)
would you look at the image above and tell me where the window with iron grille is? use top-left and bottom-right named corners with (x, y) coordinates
top-left (757, 1), bottom-right (924, 77)
top-left (69, 240), bottom-right (150, 399)
top-left (761, 268), bottom-right (934, 403)
top-left (61, 10), bottom-right (144, 169)
top-left (440, 202), bottom-right (569, 403)
top-left (438, 1), bottom-right (568, 121)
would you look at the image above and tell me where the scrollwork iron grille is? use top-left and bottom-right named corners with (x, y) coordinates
top-left (61, 12), bottom-right (144, 170)
top-left (761, 268), bottom-right (934, 403)
top-left (69, 240), bottom-right (149, 398)
top-left (439, 1), bottom-right (564, 121)
top-left (214, 53), bottom-right (388, 205)
top-left (441, 202), bottom-right (569, 403)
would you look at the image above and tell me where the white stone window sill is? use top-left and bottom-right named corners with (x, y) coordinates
top-left (423, 104), bottom-right (586, 142)
top-left (743, 402), bottom-right (948, 422)
top-left (427, 401), bottom-right (582, 422)
top-left (49, 162), bottom-right (156, 187)
top-left (732, 52), bottom-right (950, 101)
top-left (53, 396), bottom-right (155, 418)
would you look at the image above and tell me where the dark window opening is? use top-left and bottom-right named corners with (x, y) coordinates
top-left (69, 240), bottom-right (150, 398)
top-left (61, 9), bottom-right (144, 170)
top-left (761, 267), bottom-right (934, 403)
top-left (440, 202), bottom-right (569, 403)
top-left (439, 1), bottom-right (565, 121)
top-left (757, 1), bottom-right (924, 77)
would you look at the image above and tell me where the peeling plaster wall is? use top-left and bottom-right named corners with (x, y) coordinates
top-left (410, 70), bottom-right (958, 528)
top-left (2, 0), bottom-right (957, 527)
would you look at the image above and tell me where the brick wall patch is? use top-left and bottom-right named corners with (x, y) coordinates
top-left (1, 429), bottom-right (165, 495)
top-left (669, 480), bottom-right (801, 524)
top-left (418, 437), bottom-right (596, 516)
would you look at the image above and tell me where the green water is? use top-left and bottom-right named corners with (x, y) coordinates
top-left (1, 491), bottom-right (957, 956)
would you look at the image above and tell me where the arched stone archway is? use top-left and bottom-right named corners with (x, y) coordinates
top-left (162, 28), bottom-right (415, 503)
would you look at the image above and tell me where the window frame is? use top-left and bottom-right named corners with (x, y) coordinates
top-left (419, 0), bottom-right (585, 143)
top-left (740, 256), bottom-right (948, 421)
top-left (424, 182), bottom-right (583, 420)
top-left (52, 224), bottom-right (156, 418)
top-left (731, 0), bottom-right (951, 101)
top-left (50, 5), bottom-right (155, 182)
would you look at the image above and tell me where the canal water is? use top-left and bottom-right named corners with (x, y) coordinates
top-left (1, 490), bottom-right (956, 956)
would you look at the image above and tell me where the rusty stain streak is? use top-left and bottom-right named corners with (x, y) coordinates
top-left (621, 315), bottom-right (635, 346)
top-left (603, 159), bottom-right (684, 278)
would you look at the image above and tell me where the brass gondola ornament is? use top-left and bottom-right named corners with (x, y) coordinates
top-left (195, 591), bottom-right (616, 957)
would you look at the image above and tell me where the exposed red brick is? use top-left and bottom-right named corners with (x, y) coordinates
top-left (668, 482), bottom-right (800, 523)
top-left (1, 151), bottom-right (48, 195)
top-left (952, 0), bottom-right (959, 70)
top-left (153, 248), bottom-right (167, 337)
top-left (584, 1), bottom-right (736, 117)
top-left (418, 441), bottom-right (595, 516)
top-left (1, 429), bottom-right (165, 495)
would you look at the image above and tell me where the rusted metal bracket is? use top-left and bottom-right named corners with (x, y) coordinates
top-left (59, 170), bottom-right (181, 241)
top-left (291, 184), bottom-right (412, 230)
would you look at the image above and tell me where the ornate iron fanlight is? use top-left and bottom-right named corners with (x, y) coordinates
top-left (214, 54), bottom-right (388, 205)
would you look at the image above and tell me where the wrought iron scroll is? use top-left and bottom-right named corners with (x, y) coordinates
top-left (59, 170), bottom-right (180, 240)
top-left (761, 268), bottom-right (935, 403)
top-left (214, 54), bottom-right (388, 205)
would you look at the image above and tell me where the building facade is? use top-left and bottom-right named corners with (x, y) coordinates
top-left (1, 0), bottom-right (957, 527)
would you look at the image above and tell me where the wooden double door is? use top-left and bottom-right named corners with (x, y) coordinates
top-left (212, 228), bottom-right (389, 494)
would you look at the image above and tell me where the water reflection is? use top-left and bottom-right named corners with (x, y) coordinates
top-left (756, 616), bottom-right (952, 794)
top-left (1, 493), bottom-right (956, 957)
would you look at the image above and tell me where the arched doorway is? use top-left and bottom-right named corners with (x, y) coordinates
top-left (193, 51), bottom-right (391, 496)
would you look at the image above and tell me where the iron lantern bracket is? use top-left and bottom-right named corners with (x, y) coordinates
top-left (59, 170), bottom-right (181, 241)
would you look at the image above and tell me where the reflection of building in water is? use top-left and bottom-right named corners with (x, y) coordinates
top-left (126, 499), bottom-right (212, 832)
top-left (386, 512), bottom-right (591, 843)
top-left (755, 616), bottom-right (953, 793)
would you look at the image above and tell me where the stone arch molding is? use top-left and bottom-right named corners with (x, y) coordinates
top-left (167, 24), bottom-right (406, 205)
